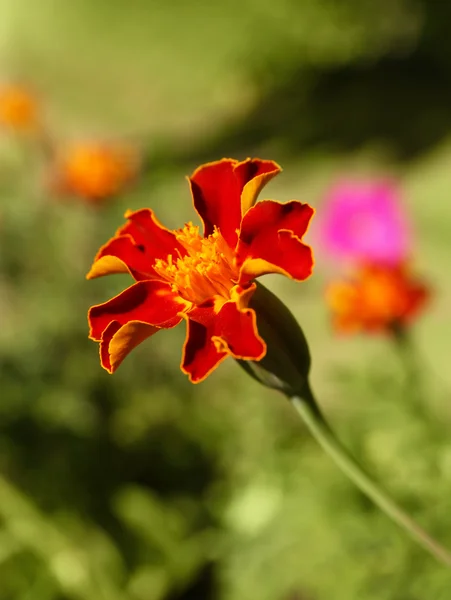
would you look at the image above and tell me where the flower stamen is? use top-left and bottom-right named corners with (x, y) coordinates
top-left (154, 223), bottom-right (239, 304)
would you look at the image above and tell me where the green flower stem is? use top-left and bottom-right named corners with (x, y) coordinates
top-left (391, 324), bottom-right (428, 418)
top-left (391, 325), bottom-right (420, 383)
top-left (290, 384), bottom-right (451, 568)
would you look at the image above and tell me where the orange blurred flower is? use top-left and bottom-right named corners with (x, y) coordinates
top-left (53, 141), bottom-right (139, 203)
top-left (87, 158), bottom-right (315, 382)
top-left (0, 84), bottom-right (39, 132)
top-left (326, 262), bottom-right (429, 334)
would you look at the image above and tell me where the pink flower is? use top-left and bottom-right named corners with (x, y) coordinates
top-left (317, 178), bottom-right (410, 265)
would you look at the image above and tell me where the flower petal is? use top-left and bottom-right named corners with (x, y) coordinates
top-left (89, 280), bottom-right (188, 341)
top-left (211, 301), bottom-right (266, 360)
top-left (237, 200), bottom-right (314, 282)
top-left (87, 209), bottom-right (186, 281)
top-left (99, 320), bottom-right (159, 373)
top-left (90, 280), bottom-right (190, 372)
top-left (119, 208), bottom-right (187, 260)
top-left (181, 317), bottom-right (228, 384)
top-left (236, 159), bottom-right (281, 215)
top-left (87, 235), bottom-right (153, 280)
top-left (181, 294), bottom-right (266, 383)
top-left (188, 159), bottom-right (240, 247)
top-left (188, 158), bottom-right (281, 248)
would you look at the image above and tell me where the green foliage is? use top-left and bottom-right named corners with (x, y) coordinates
top-left (1, 1), bottom-right (451, 599)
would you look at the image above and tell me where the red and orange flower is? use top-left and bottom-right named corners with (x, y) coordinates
top-left (52, 141), bottom-right (139, 203)
top-left (87, 158), bottom-right (314, 382)
top-left (326, 262), bottom-right (429, 335)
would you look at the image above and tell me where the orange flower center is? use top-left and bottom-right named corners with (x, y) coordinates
top-left (154, 223), bottom-right (239, 304)
top-left (361, 273), bottom-right (402, 319)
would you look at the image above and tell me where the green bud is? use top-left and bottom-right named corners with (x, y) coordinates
top-left (238, 282), bottom-right (311, 396)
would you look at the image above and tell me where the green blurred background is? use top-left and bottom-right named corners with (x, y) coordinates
top-left (1, 1), bottom-right (451, 598)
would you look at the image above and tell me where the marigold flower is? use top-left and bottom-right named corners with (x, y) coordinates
top-left (318, 178), bottom-right (409, 265)
top-left (87, 158), bottom-right (314, 382)
top-left (0, 84), bottom-right (39, 131)
top-left (326, 262), bottom-right (429, 334)
top-left (53, 141), bottom-right (139, 203)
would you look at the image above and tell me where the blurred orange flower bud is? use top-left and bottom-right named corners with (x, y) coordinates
top-left (0, 84), bottom-right (39, 132)
top-left (52, 141), bottom-right (140, 203)
top-left (326, 262), bottom-right (429, 335)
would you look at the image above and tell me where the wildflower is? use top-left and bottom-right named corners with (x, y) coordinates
top-left (0, 84), bottom-right (38, 132)
top-left (87, 158), bottom-right (314, 382)
top-left (53, 141), bottom-right (139, 203)
top-left (326, 262), bottom-right (429, 334)
top-left (318, 178), bottom-right (409, 265)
